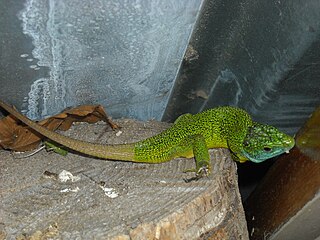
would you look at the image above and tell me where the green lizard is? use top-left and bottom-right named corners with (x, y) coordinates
top-left (0, 101), bottom-right (295, 177)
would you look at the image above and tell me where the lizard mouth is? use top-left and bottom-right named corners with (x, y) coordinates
top-left (242, 146), bottom-right (293, 163)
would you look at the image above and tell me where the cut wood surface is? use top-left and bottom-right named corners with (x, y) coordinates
top-left (0, 119), bottom-right (249, 240)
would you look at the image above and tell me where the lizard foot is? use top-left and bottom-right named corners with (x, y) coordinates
top-left (183, 165), bottom-right (210, 182)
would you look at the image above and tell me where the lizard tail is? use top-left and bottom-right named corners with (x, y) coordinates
top-left (0, 101), bottom-right (135, 161)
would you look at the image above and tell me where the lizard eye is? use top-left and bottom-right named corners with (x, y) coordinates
top-left (263, 147), bottom-right (272, 152)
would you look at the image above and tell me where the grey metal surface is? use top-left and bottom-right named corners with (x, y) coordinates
top-left (164, 0), bottom-right (320, 136)
top-left (1, 0), bottom-right (319, 136)
top-left (0, 0), bottom-right (203, 120)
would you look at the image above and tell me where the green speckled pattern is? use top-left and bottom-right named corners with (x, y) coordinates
top-left (133, 106), bottom-right (253, 163)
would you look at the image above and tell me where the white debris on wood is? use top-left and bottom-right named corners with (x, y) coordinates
top-left (115, 130), bottom-right (123, 137)
top-left (99, 186), bottom-right (119, 198)
top-left (58, 170), bottom-right (81, 182)
top-left (60, 187), bottom-right (80, 193)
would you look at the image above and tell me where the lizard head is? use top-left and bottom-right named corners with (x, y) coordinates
top-left (241, 122), bottom-right (295, 163)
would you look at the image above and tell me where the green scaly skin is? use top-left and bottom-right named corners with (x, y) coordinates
top-left (0, 101), bottom-right (295, 177)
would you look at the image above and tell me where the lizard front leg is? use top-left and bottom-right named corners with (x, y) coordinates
top-left (182, 134), bottom-right (211, 177)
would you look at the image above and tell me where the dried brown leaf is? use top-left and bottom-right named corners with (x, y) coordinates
top-left (0, 104), bottom-right (118, 152)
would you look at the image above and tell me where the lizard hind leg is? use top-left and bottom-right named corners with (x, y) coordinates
top-left (182, 134), bottom-right (211, 178)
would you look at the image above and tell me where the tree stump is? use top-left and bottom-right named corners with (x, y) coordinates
top-left (0, 119), bottom-right (249, 239)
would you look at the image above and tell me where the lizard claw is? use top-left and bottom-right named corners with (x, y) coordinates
top-left (183, 165), bottom-right (210, 182)
top-left (196, 165), bottom-right (210, 177)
